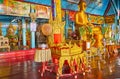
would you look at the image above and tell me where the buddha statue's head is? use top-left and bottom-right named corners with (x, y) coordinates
top-left (78, 1), bottom-right (87, 11)
top-left (7, 24), bottom-right (16, 36)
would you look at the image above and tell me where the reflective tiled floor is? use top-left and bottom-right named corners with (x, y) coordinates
top-left (0, 55), bottom-right (120, 79)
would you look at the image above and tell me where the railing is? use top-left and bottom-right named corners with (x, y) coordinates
top-left (0, 49), bottom-right (36, 66)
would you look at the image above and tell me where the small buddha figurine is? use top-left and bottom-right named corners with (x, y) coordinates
top-left (6, 24), bottom-right (18, 50)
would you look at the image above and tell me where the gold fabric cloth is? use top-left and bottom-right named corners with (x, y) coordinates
top-left (34, 48), bottom-right (51, 62)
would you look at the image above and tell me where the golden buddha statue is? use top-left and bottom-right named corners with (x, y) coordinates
top-left (93, 27), bottom-right (103, 47)
top-left (75, 1), bottom-right (93, 27)
top-left (75, 0), bottom-right (93, 42)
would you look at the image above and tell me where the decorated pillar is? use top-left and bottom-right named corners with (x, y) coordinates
top-left (18, 20), bottom-right (22, 48)
top-left (30, 22), bottom-right (36, 48)
top-left (72, 21), bottom-right (75, 31)
top-left (22, 18), bottom-right (26, 47)
top-left (30, 4), bottom-right (37, 48)
top-left (31, 31), bottom-right (35, 48)
top-left (55, 0), bottom-right (62, 22)
top-left (65, 10), bottom-right (69, 38)
top-left (51, 0), bottom-right (56, 20)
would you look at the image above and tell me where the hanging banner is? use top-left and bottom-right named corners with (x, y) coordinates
top-left (30, 22), bottom-right (37, 32)
top-left (54, 28), bottom-right (61, 44)
top-left (7, 0), bottom-right (30, 16)
top-left (69, 11), bottom-right (76, 21)
top-left (36, 5), bottom-right (50, 19)
top-left (105, 15), bottom-right (115, 24)
top-left (54, 34), bottom-right (61, 44)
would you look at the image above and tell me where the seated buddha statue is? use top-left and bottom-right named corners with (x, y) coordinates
top-left (93, 27), bottom-right (103, 47)
top-left (75, 1), bottom-right (93, 27)
top-left (75, 1), bottom-right (103, 48)
top-left (75, 0), bottom-right (94, 41)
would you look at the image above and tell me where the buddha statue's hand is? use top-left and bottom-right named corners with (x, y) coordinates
top-left (87, 23), bottom-right (94, 28)
top-left (81, 24), bottom-right (87, 27)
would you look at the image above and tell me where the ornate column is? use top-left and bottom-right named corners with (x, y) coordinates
top-left (30, 4), bottom-right (37, 48)
top-left (72, 21), bottom-right (75, 31)
top-left (31, 30), bottom-right (36, 48)
top-left (65, 10), bottom-right (69, 38)
top-left (22, 18), bottom-right (26, 47)
top-left (18, 20), bottom-right (22, 48)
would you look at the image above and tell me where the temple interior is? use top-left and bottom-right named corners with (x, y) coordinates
top-left (0, 0), bottom-right (120, 79)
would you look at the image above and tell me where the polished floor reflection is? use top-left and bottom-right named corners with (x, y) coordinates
top-left (0, 55), bottom-right (120, 79)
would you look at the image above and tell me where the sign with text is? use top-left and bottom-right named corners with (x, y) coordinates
top-left (30, 22), bottom-right (37, 32)
top-left (69, 11), bottom-right (76, 21)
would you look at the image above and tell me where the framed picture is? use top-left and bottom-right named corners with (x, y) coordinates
top-left (36, 5), bottom-right (51, 19)
top-left (0, 2), bottom-right (7, 14)
top-left (7, 1), bottom-right (30, 16)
